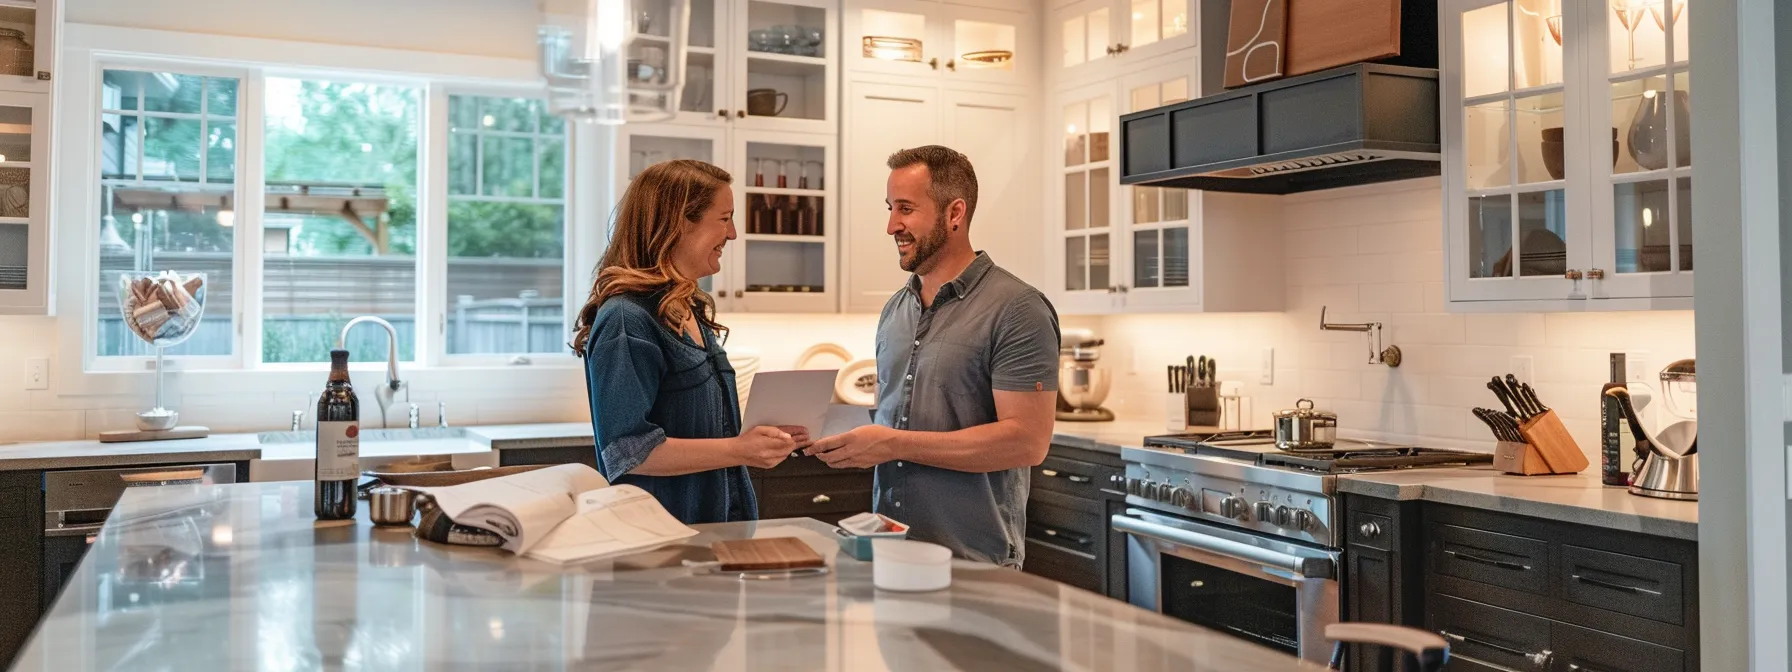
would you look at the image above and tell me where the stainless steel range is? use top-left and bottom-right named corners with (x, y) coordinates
top-left (1112, 430), bottom-right (1490, 663)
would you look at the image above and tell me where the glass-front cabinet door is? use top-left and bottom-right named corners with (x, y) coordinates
top-left (637, 0), bottom-right (729, 124)
top-left (845, 0), bottom-right (938, 77)
top-left (1054, 82), bottom-right (1118, 314)
top-left (732, 0), bottom-right (836, 133)
top-left (1055, 0), bottom-right (1116, 78)
top-left (729, 130), bottom-right (835, 312)
top-left (0, 91), bottom-right (45, 313)
top-left (0, 0), bottom-right (54, 94)
top-left (1116, 60), bottom-right (1197, 309)
top-left (616, 125), bottom-right (735, 305)
top-left (1445, 0), bottom-right (1586, 304)
top-left (1590, 0), bottom-right (1692, 299)
top-left (942, 4), bottom-right (1027, 86)
top-left (1114, 0), bottom-right (1193, 63)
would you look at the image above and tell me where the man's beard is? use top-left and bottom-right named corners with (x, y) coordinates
top-left (898, 213), bottom-right (951, 273)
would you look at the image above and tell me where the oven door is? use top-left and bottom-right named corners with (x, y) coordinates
top-left (1113, 508), bottom-right (1340, 663)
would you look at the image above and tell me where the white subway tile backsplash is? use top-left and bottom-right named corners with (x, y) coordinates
top-left (1358, 283), bottom-right (1425, 314)
top-left (1094, 181), bottom-right (1693, 452)
top-left (0, 411), bottom-right (83, 442)
top-left (1288, 226), bottom-right (1359, 259)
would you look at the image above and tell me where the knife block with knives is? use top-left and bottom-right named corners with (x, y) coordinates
top-left (1483, 374), bottom-right (1589, 475)
top-left (1173, 355), bottom-right (1222, 427)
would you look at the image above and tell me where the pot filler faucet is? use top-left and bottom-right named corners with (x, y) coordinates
top-left (338, 316), bottom-right (409, 429)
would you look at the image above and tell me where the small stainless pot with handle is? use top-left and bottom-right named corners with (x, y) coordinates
top-left (1274, 399), bottom-right (1337, 451)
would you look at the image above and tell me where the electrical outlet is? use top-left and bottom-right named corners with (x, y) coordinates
top-left (1509, 355), bottom-right (1533, 384)
top-left (24, 357), bottom-right (47, 390)
top-left (1625, 351), bottom-right (1651, 383)
top-left (1260, 347), bottom-right (1275, 385)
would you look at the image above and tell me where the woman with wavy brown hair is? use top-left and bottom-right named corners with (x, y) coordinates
top-left (571, 159), bottom-right (805, 524)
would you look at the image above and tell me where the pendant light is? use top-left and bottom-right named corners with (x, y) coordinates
top-left (540, 0), bottom-right (691, 124)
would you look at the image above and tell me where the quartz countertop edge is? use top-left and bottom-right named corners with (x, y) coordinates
top-left (1338, 468), bottom-right (1699, 541)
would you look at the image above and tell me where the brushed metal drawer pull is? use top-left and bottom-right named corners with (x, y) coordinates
top-left (1041, 469), bottom-right (1059, 477)
top-left (1445, 549), bottom-right (1532, 571)
top-left (1038, 527), bottom-right (1091, 546)
top-left (811, 494), bottom-right (831, 504)
top-left (1357, 521), bottom-right (1382, 539)
top-left (1572, 573), bottom-right (1662, 596)
top-left (1440, 631), bottom-right (1548, 665)
top-left (1568, 664), bottom-right (1611, 672)
top-left (1066, 474), bottom-right (1092, 483)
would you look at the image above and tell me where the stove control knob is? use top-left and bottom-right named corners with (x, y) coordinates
top-left (1142, 482), bottom-right (1160, 500)
top-left (1273, 505), bottom-right (1292, 527)
top-left (1127, 479), bottom-right (1142, 496)
top-left (1252, 501), bottom-right (1275, 522)
top-left (1171, 487), bottom-right (1194, 509)
top-left (1157, 483), bottom-right (1177, 503)
top-left (1219, 496), bottom-right (1247, 520)
top-left (1292, 509), bottom-right (1317, 532)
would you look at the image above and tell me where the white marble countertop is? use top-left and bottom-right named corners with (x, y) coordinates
top-left (1338, 467), bottom-right (1699, 540)
top-left (0, 423), bottom-right (603, 472)
top-left (13, 482), bottom-right (1314, 671)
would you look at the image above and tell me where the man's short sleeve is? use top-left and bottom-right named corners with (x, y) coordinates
top-left (990, 292), bottom-right (1061, 392)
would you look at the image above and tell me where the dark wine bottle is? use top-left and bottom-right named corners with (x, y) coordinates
top-left (1600, 353), bottom-right (1629, 486)
top-left (316, 348), bottom-right (360, 520)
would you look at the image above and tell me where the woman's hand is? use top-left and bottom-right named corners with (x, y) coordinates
top-left (776, 425), bottom-right (813, 449)
top-left (733, 426), bottom-right (797, 469)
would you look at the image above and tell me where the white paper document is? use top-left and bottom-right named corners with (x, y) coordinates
top-left (820, 403), bottom-right (876, 437)
top-left (413, 463), bottom-right (695, 562)
top-left (524, 485), bottom-right (701, 565)
top-left (740, 369), bottom-right (842, 434)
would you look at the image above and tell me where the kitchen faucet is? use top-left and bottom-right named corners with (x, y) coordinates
top-left (338, 316), bottom-right (408, 429)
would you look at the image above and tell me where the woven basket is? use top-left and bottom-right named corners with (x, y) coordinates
top-left (0, 29), bottom-right (31, 78)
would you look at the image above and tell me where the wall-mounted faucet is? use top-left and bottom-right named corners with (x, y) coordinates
top-left (1319, 306), bottom-right (1403, 368)
top-left (338, 316), bottom-right (409, 428)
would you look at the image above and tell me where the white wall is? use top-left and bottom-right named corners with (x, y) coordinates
top-left (1091, 178), bottom-right (1697, 463)
top-left (66, 0), bottom-right (543, 60)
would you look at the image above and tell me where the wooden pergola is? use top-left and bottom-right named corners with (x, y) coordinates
top-left (109, 181), bottom-right (396, 253)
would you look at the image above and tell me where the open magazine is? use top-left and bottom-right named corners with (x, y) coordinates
top-left (411, 463), bottom-right (698, 564)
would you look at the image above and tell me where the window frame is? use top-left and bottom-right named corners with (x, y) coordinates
top-left (431, 84), bottom-right (579, 368)
top-left (55, 25), bottom-right (601, 398)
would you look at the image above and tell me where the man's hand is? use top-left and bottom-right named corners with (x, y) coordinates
top-left (732, 426), bottom-right (797, 469)
top-left (776, 425), bottom-right (813, 449)
top-left (805, 425), bottom-right (902, 469)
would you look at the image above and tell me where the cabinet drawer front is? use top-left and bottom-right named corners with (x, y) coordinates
top-left (1033, 455), bottom-right (1121, 499)
top-left (1026, 494), bottom-right (1105, 550)
top-left (1560, 544), bottom-right (1685, 626)
top-left (1346, 510), bottom-right (1393, 551)
top-left (760, 475), bottom-right (874, 518)
top-left (1023, 538), bottom-right (1102, 593)
top-left (1429, 595), bottom-right (1553, 671)
top-left (1432, 524), bottom-right (1549, 595)
top-left (1552, 621), bottom-right (1685, 672)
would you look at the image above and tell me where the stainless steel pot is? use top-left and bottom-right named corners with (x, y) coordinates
top-left (1274, 399), bottom-right (1337, 451)
top-left (368, 486), bottom-right (417, 526)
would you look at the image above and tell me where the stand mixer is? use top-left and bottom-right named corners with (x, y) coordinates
top-left (1629, 358), bottom-right (1698, 500)
top-left (1056, 329), bottom-right (1114, 422)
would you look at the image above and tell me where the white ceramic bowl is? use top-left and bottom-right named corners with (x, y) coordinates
top-left (872, 539), bottom-right (951, 592)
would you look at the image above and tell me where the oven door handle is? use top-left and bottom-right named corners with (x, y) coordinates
top-left (1112, 514), bottom-right (1335, 579)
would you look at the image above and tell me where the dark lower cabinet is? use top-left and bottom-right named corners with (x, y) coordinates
top-left (0, 470), bottom-right (41, 668)
top-left (749, 456), bottom-right (873, 526)
top-left (1343, 495), bottom-right (1699, 672)
top-left (1021, 443), bottom-right (1128, 601)
top-left (498, 445), bottom-right (600, 470)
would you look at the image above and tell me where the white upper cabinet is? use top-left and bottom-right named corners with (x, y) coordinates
top-left (0, 90), bottom-right (48, 314)
top-left (1045, 55), bottom-right (1282, 316)
top-left (637, 0), bottom-right (838, 132)
top-left (1442, 0), bottom-right (1693, 311)
top-left (843, 0), bottom-right (1033, 88)
top-left (1051, 0), bottom-right (1194, 85)
top-left (0, 0), bottom-right (54, 94)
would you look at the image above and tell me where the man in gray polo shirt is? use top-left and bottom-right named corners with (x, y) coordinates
top-left (807, 145), bottom-right (1059, 568)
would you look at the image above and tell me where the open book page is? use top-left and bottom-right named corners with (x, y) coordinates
top-left (523, 484), bottom-right (700, 565)
top-left (414, 463), bottom-right (610, 553)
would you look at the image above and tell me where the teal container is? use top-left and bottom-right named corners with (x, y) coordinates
top-left (834, 527), bottom-right (909, 561)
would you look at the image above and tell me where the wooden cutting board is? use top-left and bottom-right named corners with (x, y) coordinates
top-left (712, 537), bottom-right (826, 571)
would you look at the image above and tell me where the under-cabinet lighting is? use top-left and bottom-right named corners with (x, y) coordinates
top-left (862, 36), bottom-right (922, 62)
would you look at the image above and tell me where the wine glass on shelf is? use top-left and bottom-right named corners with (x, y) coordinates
top-left (1649, 0), bottom-right (1686, 31)
top-left (1612, 0), bottom-right (1650, 70)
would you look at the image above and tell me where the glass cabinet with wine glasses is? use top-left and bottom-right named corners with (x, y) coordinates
top-left (1442, 0), bottom-right (1693, 311)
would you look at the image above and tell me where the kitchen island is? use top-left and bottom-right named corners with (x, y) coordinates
top-left (11, 481), bottom-right (1313, 671)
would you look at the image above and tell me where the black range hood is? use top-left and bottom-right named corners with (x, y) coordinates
top-left (1118, 63), bottom-right (1440, 195)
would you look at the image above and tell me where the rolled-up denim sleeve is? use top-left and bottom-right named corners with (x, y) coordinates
top-left (991, 292), bottom-right (1061, 392)
top-left (587, 321), bottom-right (667, 479)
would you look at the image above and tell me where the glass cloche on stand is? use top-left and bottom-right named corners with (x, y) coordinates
top-left (98, 271), bottom-right (212, 443)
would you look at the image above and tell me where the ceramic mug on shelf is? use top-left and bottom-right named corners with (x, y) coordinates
top-left (747, 88), bottom-right (789, 117)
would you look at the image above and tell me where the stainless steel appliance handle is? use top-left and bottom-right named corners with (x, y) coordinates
top-left (1112, 514), bottom-right (1333, 579)
top-left (44, 522), bottom-right (106, 538)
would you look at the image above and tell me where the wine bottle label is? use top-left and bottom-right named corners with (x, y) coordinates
top-left (316, 421), bottom-right (360, 481)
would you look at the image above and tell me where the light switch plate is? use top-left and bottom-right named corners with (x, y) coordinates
top-left (1625, 351), bottom-right (1651, 383)
top-left (1260, 347), bottom-right (1275, 385)
top-left (1509, 356), bottom-right (1533, 385)
top-left (24, 357), bottom-right (47, 390)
